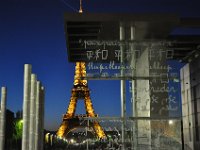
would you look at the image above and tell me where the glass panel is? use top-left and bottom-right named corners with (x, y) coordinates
top-left (46, 117), bottom-right (182, 150)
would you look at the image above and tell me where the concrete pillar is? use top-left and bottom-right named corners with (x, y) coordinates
top-left (35, 81), bottom-right (41, 150)
top-left (136, 47), bottom-right (151, 149)
top-left (40, 86), bottom-right (45, 150)
top-left (35, 81), bottom-right (44, 150)
top-left (120, 22), bottom-right (126, 150)
top-left (29, 74), bottom-right (37, 150)
top-left (22, 64), bottom-right (32, 150)
top-left (181, 64), bottom-right (194, 149)
top-left (0, 87), bottom-right (7, 150)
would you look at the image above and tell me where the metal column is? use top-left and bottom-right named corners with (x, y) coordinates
top-left (0, 87), bottom-right (7, 150)
top-left (130, 25), bottom-right (136, 118)
top-left (120, 22), bottom-right (126, 150)
top-left (22, 64), bottom-right (32, 150)
top-left (130, 24), bottom-right (138, 150)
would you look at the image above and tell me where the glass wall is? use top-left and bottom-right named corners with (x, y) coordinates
top-left (46, 117), bottom-right (182, 150)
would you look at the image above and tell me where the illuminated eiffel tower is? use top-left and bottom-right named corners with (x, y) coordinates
top-left (57, 62), bottom-right (106, 139)
top-left (57, 0), bottom-right (106, 139)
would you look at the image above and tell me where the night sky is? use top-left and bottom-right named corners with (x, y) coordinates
top-left (0, 0), bottom-right (200, 130)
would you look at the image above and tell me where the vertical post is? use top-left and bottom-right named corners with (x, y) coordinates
top-left (29, 74), bottom-right (37, 150)
top-left (0, 87), bottom-right (7, 150)
top-left (120, 22), bottom-right (126, 150)
top-left (40, 86), bottom-right (45, 150)
top-left (35, 81), bottom-right (41, 150)
top-left (130, 24), bottom-right (138, 149)
top-left (130, 25), bottom-right (136, 117)
top-left (79, 0), bottom-right (83, 13)
top-left (22, 64), bottom-right (32, 150)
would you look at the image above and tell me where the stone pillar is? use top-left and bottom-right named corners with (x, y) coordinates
top-left (35, 81), bottom-right (41, 150)
top-left (40, 86), bottom-right (45, 150)
top-left (35, 83), bottom-right (45, 150)
top-left (0, 87), bottom-right (7, 150)
top-left (120, 22), bottom-right (126, 150)
top-left (29, 74), bottom-right (37, 150)
top-left (22, 64), bottom-right (32, 150)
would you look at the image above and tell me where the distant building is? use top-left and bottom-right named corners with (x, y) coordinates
top-left (15, 110), bottom-right (23, 120)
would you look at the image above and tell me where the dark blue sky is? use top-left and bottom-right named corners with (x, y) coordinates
top-left (0, 0), bottom-right (200, 130)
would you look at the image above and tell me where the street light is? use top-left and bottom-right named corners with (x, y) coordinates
top-left (169, 120), bottom-right (173, 125)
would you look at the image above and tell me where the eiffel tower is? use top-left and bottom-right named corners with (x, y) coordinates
top-left (57, 62), bottom-right (106, 139)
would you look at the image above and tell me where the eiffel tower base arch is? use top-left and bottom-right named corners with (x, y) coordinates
top-left (57, 62), bottom-right (106, 139)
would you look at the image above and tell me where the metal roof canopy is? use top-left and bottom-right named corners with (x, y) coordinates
top-left (64, 13), bottom-right (200, 62)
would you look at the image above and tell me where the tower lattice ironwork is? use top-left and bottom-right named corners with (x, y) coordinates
top-left (57, 62), bottom-right (106, 139)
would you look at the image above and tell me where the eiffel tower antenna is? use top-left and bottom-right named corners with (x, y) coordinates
top-left (79, 0), bottom-right (83, 13)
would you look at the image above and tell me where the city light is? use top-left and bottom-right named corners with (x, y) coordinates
top-left (70, 139), bottom-right (76, 144)
top-left (169, 120), bottom-right (173, 125)
top-left (45, 133), bottom-right (50, 143)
